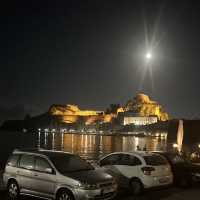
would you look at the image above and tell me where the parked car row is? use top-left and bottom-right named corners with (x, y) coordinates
top-left (2, 149), bottom-right (200, 200)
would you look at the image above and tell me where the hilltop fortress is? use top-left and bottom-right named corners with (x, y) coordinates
top-left (0, 93), bottom-right (170, 131)
top-left (49, 93), bottom-right (169, 126)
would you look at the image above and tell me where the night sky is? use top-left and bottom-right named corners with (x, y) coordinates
top-left (1, 0), bottom-right (200, 123)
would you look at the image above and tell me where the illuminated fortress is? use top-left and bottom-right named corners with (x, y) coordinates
top-left (49, 94), bottom-right (169, 126)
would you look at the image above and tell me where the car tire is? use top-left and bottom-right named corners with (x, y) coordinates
top-left (130, 179), bottom-right (143, 195)
top-left (56, 189), bottom-right (74, 200)
top-left (7, 180), bottom-right (20, 200)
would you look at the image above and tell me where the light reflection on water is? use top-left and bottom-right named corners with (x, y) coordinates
top-left (37, 132), bottom-right (168, 161)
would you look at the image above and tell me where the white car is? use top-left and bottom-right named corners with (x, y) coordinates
top-left (99, 151), bottom-right (173, 195)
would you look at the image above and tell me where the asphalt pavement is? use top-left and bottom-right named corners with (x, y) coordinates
top-left (1, 169), bottom-right (200, 200)
top-left (0, 184), bottom-right (200, 200)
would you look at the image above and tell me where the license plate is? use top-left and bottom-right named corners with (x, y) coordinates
top-left (101, 187), bottom-right (114, 195)
top-left (159, 177), bottom-right (169, 183)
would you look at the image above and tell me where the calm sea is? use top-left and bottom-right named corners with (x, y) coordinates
top-left (0, 130), bottom-right (168, 166)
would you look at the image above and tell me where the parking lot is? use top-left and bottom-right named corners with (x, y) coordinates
top-left (1, 184), bottom-right (200, 200)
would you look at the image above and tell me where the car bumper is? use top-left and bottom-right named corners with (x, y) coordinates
top-left (73, 185), bottom-right (117, 200)
top-left (142, 175), bottom-right (173, 188)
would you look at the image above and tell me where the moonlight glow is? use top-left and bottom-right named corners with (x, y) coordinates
top-left (146, 52), bottom-right (152, 60)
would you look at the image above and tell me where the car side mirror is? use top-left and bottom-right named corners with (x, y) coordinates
top-left (45, 168), bottom-right (53, 174)
top-left (99, 161), bottom-right (104, 167)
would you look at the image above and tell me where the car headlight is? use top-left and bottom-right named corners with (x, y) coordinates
top-left (77, 182), bottom-right (99, 190)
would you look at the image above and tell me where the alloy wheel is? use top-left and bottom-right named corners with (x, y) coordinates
top-left (8, 182), bottom-right (19, 200)
top-left (58, 191), bottom-right (73, 200)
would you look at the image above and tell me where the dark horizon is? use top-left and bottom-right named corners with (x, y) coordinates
top-left (1, 0), bottom-right (200, 123)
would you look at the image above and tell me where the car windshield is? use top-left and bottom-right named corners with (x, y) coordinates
top-left (144, 155), bottom-right (168, 166)
top-left (49, 153), bottom-right (94, 173)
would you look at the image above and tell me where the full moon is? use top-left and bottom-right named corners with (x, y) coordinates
top-left (146, 52), bottom-right (152, 59)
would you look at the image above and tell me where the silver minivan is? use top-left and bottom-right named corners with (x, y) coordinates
top-left (3, 149), bottom-right (117, 200)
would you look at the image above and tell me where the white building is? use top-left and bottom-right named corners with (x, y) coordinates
top-left (123, 116), bottom-right (158, 126)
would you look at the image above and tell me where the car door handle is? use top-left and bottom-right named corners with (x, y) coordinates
top-left (33, 173), bottom-right (38, 177)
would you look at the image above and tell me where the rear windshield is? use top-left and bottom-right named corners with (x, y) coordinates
top-left (144, 155), bottom-right (167, 166)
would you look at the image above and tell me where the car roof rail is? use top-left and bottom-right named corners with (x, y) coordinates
top-left (13, 147), bottom-right (45, 153)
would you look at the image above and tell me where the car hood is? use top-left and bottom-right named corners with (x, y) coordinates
top-left (64, 169), bottom-right (113, 184)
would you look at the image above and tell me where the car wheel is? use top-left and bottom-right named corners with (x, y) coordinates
top-left (7, 180), bottom-right (20, 200)
top-left (130, 179), bottom-right (143, 195)
top-left (56, 189), bottom-right (74, 200)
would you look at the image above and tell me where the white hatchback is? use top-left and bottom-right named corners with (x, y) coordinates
top-left (99, 151), bottom-right (173, 195)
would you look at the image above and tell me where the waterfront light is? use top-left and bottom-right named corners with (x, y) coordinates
top-left (61, 128), bottom-right (66, 133)
top-left (173, 143), bottom-right (178, 148)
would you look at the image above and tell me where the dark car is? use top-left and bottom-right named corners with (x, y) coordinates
top-left (153, 151), bottom-right (200, 187)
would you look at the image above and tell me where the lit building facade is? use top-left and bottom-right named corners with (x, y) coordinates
top-left (123, 116), bottom-right (158, 126)
top-left (119, 111), bottom-right (158, 126)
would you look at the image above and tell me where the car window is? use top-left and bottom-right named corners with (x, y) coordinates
top-left (19, 154), bottom-right (34, 170)
top-left (100, 154), bottom-right (121, 166)
top-left (118, 154), bottom-right (130, 165)
top-left (35, 157), bottom-right (52, 173)
top-left (118, 154), bottom-right (142, 166)
top-left (7, 154), bottom-right (20, 167)
top-left (144, 155), bottom-right (167, 166)
top-left (134, 157), bottom-right (142, 165)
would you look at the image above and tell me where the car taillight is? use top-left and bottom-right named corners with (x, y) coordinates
top-left (141, 167), bottom-right (155, 175)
